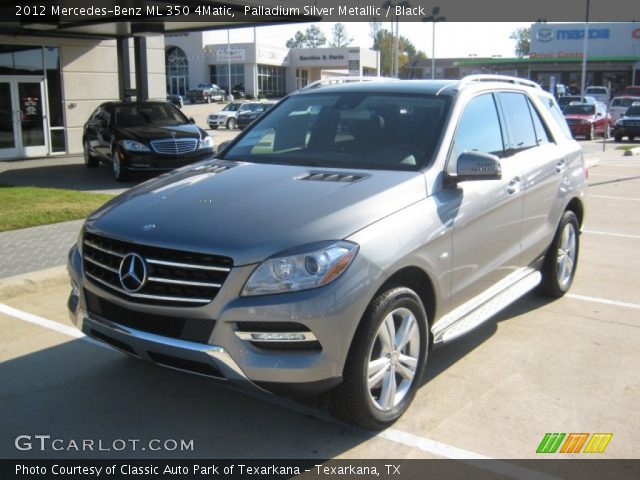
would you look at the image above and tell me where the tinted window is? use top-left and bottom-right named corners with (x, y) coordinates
top-left (113, 103), bottom-right (187, 127)
top-left (626, 106), bottom-right (640, 116)
top-left (537, 95), bottom-right (572, 139)
top-left (224, 93), bottom-right (450, 171)
top-left (498, 92), bottom-right (538, 152)
top-left (586, 87), bottom-right (607, 95)
top-left (564, 104), bottom-right (595, 115)
top-left (451, 93), bottom-right (504, 159)
top-left (527, 98), bottom-right (552, 144)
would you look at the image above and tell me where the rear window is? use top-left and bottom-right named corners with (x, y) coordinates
top-left (611, 97), bottom-right (640, 108)
top-left (586, 87), bottom-right (607, 95)
top-left (223, 92), bottom-right (450, 171)
top-left (537, 95), bottom-right (572, 139)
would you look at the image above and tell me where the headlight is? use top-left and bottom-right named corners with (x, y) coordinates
top-left (199, 136), bottom-right (214, 150)
top-left (241, 241), bottom-right (359, 296)
top-left (120, 139), bottom-right (150, 152)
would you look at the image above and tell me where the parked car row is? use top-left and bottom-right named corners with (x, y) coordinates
top-left (207, 100), bottom-right (276, 130)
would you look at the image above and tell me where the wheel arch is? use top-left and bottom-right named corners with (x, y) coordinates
top-left (565, 196), bottom-right (585, 228)
top-left (374, 266), bottom-right (436, 331)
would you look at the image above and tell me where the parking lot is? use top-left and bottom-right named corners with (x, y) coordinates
top-left (0, 128), bottom-right (639, 464)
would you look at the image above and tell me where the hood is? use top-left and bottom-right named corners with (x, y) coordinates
top-left (86, 161), bottom-right (427, 265)
top-left (212, 111), bottom-right (234, 118)
top-left (114, 124), bottom-right (205, 143)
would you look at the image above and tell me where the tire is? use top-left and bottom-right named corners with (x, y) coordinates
top-left (83, 140), bottom-right (99, 168)
top-left (210, 125), bottom-right (218, 130)
top-left (330, 287), bottom-right (429, 430)
top-left (539, 211), bottom-right (580, 298)
top-left (227, 118), bottom-right (236, 130)
top-left (112, 149), bottom-right (129, 182)
top-left (630, 136), bottom-right (636, 142)
top-left (614, 135), bottom-right (622, 142)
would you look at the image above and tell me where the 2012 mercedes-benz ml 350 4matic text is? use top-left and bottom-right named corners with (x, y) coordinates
top-left (68, 75), bottom-right (586, 429)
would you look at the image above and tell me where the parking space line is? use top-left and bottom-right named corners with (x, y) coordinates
top-left (0, 302), bottom-right (106, 348)
top-left (566, 294), bottom-right (640, 311)
top-left (589, 195), bottom-right (640, 202)
top-left (583, 230), bottom-right (640, 240)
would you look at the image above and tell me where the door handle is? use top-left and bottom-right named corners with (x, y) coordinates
top-left (555, 159), bottom-right (566, 174)
top-left (507, 177), bottom-right (521, 195)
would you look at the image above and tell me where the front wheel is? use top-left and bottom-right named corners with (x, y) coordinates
top-left (330, 287), bottom-right (428, 429)
top-left (227, 118), bottom-right (236, 130)
top-left (84, 140), bottom-right (99, 168)
top-left (112, 149), bottom-right (129, 182)
top-left (539, 211), bottom-right (580, 298)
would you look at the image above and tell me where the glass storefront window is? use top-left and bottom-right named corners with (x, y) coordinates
top-left (257, 64), bottom-right (285, 98)
top-left (211, 64), bottom-right (244, 93)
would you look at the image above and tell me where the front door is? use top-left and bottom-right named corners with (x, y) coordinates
top-left (0, 76), bottom-right (48, 160)
top-left (169, 76), bottom-right (187, 97)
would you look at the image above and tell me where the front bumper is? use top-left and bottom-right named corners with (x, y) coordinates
top-left (568, 123), bottom-right (592, 137)
top-left (67, 242), bottom-right (384, 396)
top-left (614, 125), bottom-right (640, 138)
top-left (208, 117), bottom-right (230, 127)
top-left (121, 149), bottom-right (213, 172)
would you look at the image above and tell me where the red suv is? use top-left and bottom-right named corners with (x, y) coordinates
top-left (563, 102), bottom-right (613, 139)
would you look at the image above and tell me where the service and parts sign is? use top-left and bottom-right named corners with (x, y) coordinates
top-left (530, 22), bottom-right (640, 59)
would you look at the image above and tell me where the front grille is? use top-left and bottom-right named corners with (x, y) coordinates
top-left (85, 290), bottom-right (216, 343)
top-left (565, 119), bottom-right (580, 126)
top-left (623, 121), bottom-right (640, 127)
top-left (151, 138), bottom-right (198, 155)
top-left (83, 232), bottom-right (232, 307)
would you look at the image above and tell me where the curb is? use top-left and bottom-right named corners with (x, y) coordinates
top-left (0, 265), bottom-right (68, 302)
top-left (623, 146), bottom-right (640, 156)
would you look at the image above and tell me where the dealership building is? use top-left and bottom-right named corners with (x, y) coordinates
top-left (164, 31), bottom-right (380, 98)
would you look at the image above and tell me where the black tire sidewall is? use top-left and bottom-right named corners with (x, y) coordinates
top-left (334, 287), bottom-right (429, 429)
top-left (540, 211), bottom-right (580, 297)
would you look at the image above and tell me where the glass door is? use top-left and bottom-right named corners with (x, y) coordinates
top-left (0, 80), bottom-right (17, 158)
top-left (0, 76), bottom-right (48, 160)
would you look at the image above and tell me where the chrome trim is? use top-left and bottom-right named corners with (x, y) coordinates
top-left (83, 312), bottom-right (250, 382)
top-left (151, 138), bottom-right (198, 155)
top-left (146, 258), bottom-right (231, 272)
top-left (84, 240), bottom-right (125, 258)
top-left (84, 255), bottom-right (118, 273)
top-left (148, 277), bottom-right (222, 288)
top-left (85, 272), bottom-right (210, 304)
top-left (235, 331), bottom-right (318, 342)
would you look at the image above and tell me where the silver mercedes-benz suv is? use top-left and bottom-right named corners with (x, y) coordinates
top-left (68, 75), bottom-right (586, 429)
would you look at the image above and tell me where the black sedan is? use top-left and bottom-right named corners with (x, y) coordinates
top-left (235, 101), bottom-right (276, 130)
top-left (83, 101), bottom-right (214, 181)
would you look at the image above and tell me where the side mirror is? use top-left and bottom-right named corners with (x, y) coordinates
top-left (620, 113), bottom-right (625, 118)
top-left (451, 151), bottom-right (502, 183)
top-left (189, 117), bottom-right (195, 124)
top-left (216, 140), bottom-right (230, 155)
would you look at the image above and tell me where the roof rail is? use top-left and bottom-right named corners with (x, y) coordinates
top-left (300, 76), bottom-right (397, 91)
top-left (459, 74), bottom-right (542, 90)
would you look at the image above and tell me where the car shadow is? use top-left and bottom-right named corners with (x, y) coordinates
top-left (0, 161), bottom-right (143, 194)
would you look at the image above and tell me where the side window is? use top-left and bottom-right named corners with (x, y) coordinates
top-left (537, 94), bottom-right (572, 139)
top-left (527, 98), bottom-right (552, 145)
top-left (451, 93), bottom-right (505, 161)
top-left (498, 92), bottom-right (538, 153)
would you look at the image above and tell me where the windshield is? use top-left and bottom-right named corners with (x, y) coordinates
top-left (626, 106), bottom-right (640, 116)
top-left (612, 98), bottom-right (640, 108)
top-left (223, 103), bottom-right (243, 112)
top-left (113, 103), bottom-right (188, 127)
top-left (564, 104), bottom-right (595, 115)
top-left (222, 92), bottom-right (450, 171)
top-left (239, 103), bottom-right (271, 113)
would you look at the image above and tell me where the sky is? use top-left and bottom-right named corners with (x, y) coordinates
top-left (202, 22), bottom-right (532, 59)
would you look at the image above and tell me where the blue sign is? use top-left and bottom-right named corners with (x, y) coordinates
top-left (556, 29), bottom-right (610, 40)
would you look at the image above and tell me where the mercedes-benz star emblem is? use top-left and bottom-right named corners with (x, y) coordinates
top-left (118, 253), bottom-right (147, 293)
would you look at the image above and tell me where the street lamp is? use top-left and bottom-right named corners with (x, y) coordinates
top-left (422, 7), bottom-right (445, 79)
top-left (383, 1), bottom-right (411, 77)
top-left (579, 0), bottom-right (591, 102)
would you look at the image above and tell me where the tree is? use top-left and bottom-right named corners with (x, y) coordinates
top-left (285, 25), bottom-right (327, 49)
top-left (330, 23), bottom-right (353, 48)
top-left (285, 31), bottom-right (305, 49)
top-left (373, 29), bottom-right (425, 76)
top-left (304, 25), bottom-right (327, 48)
top-left (510, 27), bottom-right (531, 58)
top-left (369, 20), bottom-right (382, 49)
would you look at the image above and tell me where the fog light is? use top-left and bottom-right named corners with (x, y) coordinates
top-left (251, 333), bottom-right (307, 341)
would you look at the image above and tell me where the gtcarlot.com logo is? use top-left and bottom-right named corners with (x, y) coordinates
top-left (15, 434), bottom-right (194, 452)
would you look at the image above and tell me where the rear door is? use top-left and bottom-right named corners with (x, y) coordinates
top-left (499, 92), bottom-right (567, 266)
